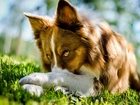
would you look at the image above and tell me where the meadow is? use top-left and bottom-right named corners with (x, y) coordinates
top-left (0, 54), bottom-right (140, 105)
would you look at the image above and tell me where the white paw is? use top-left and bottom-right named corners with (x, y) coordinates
top-left (22, 84), bottom-right (43, 97)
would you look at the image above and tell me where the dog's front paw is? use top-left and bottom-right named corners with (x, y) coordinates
top-left (22, 84), bottom-right (43, 96)
top-left (19, 73), bottom-right (48, 86)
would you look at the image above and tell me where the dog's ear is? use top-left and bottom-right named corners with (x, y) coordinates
top-left (55, 0), bottom-right (82, 31)
top-left (24, 12), bottom-right (52, 39)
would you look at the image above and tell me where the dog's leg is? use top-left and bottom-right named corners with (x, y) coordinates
top-left (19, 72), bottom-right (70, 96)
top-left (110, 70), bottom-right (129, 94)
top-left (19, 72), bottom-right (62, 87)
top-left (101, 63), bottom-right (129, 94)
top-left (128, 47), bottom-right (140, 91)
top-left (19, 70), bottom-right (96, 97)
top-left (108, 49), bottom-right (140, 93)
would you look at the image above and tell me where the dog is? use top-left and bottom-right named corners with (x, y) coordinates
top-left (19, 0), bottom-right (140, 97)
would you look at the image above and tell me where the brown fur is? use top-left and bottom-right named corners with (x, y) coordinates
top-left (24, 0), bottom-right (140, 94)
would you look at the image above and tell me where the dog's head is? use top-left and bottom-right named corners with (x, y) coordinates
top-left (24, 0), bottom-right (102, 74)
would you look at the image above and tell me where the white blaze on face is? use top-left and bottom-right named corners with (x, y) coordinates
top-left (50, 30), bottom-right (66, 73)
top-left (51, 32), bottom-right (58, 71)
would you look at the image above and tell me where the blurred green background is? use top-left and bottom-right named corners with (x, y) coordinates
top-left (0, 0), bottom-right (140, 71)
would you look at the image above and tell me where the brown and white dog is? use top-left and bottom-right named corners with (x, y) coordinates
top-left (19, 0), bottom-right (140, 97)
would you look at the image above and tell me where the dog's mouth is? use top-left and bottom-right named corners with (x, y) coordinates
top-left (73, 69), bottom-right (81, 75)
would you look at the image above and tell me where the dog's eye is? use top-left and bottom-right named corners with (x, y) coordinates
top-left (63, 50), bottom-right (70, 57)
top-left (46, 54), bottom-right (51, 60)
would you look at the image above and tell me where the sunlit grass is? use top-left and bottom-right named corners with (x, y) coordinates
top-left (0, 53), bottom-right (140, 105)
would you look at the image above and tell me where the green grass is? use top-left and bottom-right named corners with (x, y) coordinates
top-left (0, 54), bottom-right (140, 105)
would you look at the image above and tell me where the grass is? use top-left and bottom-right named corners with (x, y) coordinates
top-left (0, 53), bottom-right (140, 105)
